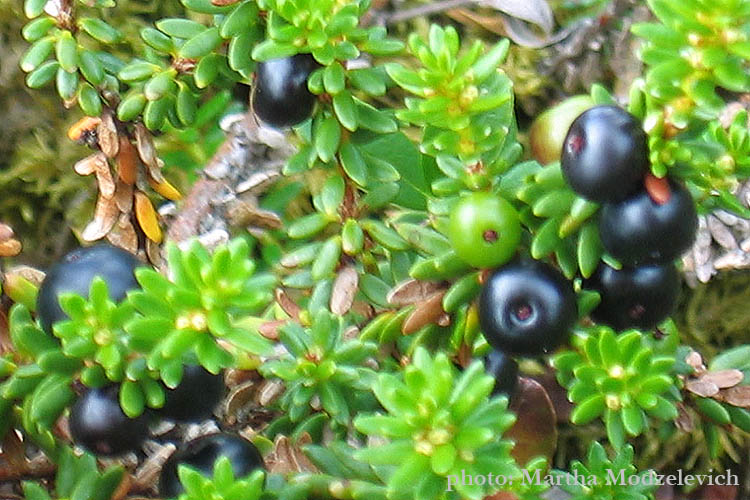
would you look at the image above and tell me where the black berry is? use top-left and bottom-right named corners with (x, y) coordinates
top-left (478, 260), bottom-right (577, 356)
top-left (159, 365), bottom-right (225, 422)
top-left (37, 244), bottom-right (143, 333)
top-left (561, 105), bottom-right (648, 202)
top-left (252, 54), bottom-right (317, 128)
top-left (485, 350), bottom-right (519, 398)
top-left (159, 433), bottom-right (264, 498)
top-left (69, 385), bottom-right (149, 456)
top-left (587, 262), bottom-right (680, 331)
top-left (599, 178), bottom-right (698, 265)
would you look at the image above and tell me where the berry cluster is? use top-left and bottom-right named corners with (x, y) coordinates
top-left (468, 106), bottom-right (698, 394)
top-left (562, 105), bottom-right (697, 331)
top-left (37, 245), bottom-right (261, 495)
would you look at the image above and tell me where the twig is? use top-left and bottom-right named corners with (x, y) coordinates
top-left (383, 0), bottom-right (479, 24)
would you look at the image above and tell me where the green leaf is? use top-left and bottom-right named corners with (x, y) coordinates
top-left (56, 67), bottom-right (78, 100)
top-left (194, 53), bottom-right (222, 88)
top-left (341, 219), bottom-right (364, 255)
top-left (359, 274), bottom-right (391, 308)
top-left (577, 223), bottom-right (603, 278)
top-left (143, 97), bottom-right (171, 131)
top-left (22, 17), bottom-right (56, 42)
top-left (79, 49), bottom-right (104, 86)
top-left (179, 27), bottom-right (222, 59)
top-left (56, 31), bottom-right (78, 72)
top-left (349, 68), bottom-right (386, 96)
top-left (118, 61), bottom-right (160, 82)
top-left (24, 0), bottom-right (48, 19)
top-left (180, 0), bottom-right (235, 14)
top-left (78, 83), bottom-right (102, 116)
top-left (443, 273), bottom-right (481, 313)
top-left (79, 18), bottom-right (123, 44)
top-left (333, 91), bottom-right (358, 131)
top-left (26, 60), bottom-right (59, 88)
top-left (251, 40), bottom-right (298, 61)
top-left (570, 394), bottom-right (605, 425)
top-left (20, 37), bottom-right (54, 73)
top-left (144, 70), bottom-right (176, 101)
top-left (176, 84), bottom-right (198, 126)
top-left (696, 397), bottom-right (731, 425)
top-left (323, 62), bottom-right (346, 94)
top-left (120, 380), bottom-right (146, 418)
top-left (117, 93), bottom-right (147, 121)
top-left (361, 220), bottom-right (409, 250)
top-left (315, 116), bottom-right (342, 163)
top-left (287, 213), bottom-right (330, 239)
top-left (22, 482), bottom-right (52, 500)
top-left (531, 217), bottom-right (562, 259)
top-left (311, 237), bottom-right (342, 280)
top-left (339, 142), bottom-right (368, 186)
top-left (354, 98), bottom-right (397, 133)
top-left (141, 27), bottom-right (174, 54)
top-left (470, 39), bottom-right (509, 82)
top-left (710, 345), bottom-right (750, 371)
top-left (228, 32), bottom-right (255, 73)
top-left (220, 1), bottom-right (259, 38)
top-left (605, 409), bottom-right (625, 449)
top-left (157, 18), bottom-right (208, 38)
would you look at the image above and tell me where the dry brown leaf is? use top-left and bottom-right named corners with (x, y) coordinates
top-left (134, 123), bottom-right (158, 170)
top-left (148, 175), bottom-right (182, 201)
top-left (224, 380), bottom-right (257, 419)
top-left (114, 178), bottom-right (134, 213)
top-left (259, 320), bottom-right (285, 340)
top-left (685, 351), bottom-right (706, 373)
top-left (258, 379), bottom-right (285, 406)
top-left (148, 157), bottom-right (166, 185)
top-left (146, 238), bottom-right (162, 267)
top-left (267, 434), bottom-right (318, 475)
top-left (67, 116), bottom-right (101, 143)
top-left (331, 266), bottom-right (358, 315)
top-left (226, 200), bottom-right (282, 229)
top-left (402, 292), bottom-right (446, 335)
top-left (0, 223), bottom-right (14, 241)
top-left (74, 154), bottom-right (99, 176)
top-left (0, 239), bottom-right (22, 257)
top-left (675, 402), bottom-right (694, 432)
top-left (721, 385), bottom-right (750, 407)
top-left (93, 153), bottom-right (116, 199)
top-left (506, 377), bottom-right (558, 465)
top-left (97, 111), bottom-right (119, 158)
top-left (275, 288), bottom-right (301, 320)
top-left (106, 214), bottom-right (138, 254)
top-left (82, 194), bottom-right (119, 241)
top-left (117, 136), bottom-right (138, 185)
top-left (5, 266), bottom-right (45, 287)
top-left (685, 379), bottom-right (720, 398)
top-left (135, 191), bottom-right (163, 243)
top-left (387, 279), bottom-right (445, 306)
top-left (701, 369), bottom-right (743, 389)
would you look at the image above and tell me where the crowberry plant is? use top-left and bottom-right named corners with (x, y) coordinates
top-left (2, 0), bottom-right (750, 499)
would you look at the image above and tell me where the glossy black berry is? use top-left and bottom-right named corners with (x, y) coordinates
top-left (37, 244), bottom-right (143, 333)
top-left (69, 385), bottom-right (149, 456)
top-left (587, 262), bottom-right (680, 331)
top-left (159, 433), bottom-right (264, 498)
top-left (252, 54), bottom-right (318, 128)
top-left (159, 365), bottom-right (225, 422)
top-left (599, 178), bottom-right (698, 265)
top-left (561, 105), bottom-right (648, 202)
top-left (478, 260), bottom-right (577, 356)
top-left (485, 350), bottom-right (519, 398)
